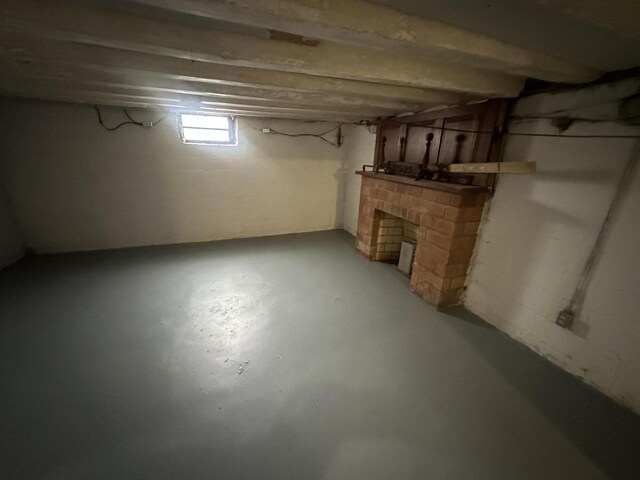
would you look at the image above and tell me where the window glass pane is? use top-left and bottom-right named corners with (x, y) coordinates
top-left (181, 114), bottom-right (229, 129)
top-left (183, 128), bottom-right (230, 143)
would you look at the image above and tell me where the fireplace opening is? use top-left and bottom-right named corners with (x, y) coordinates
top-left (356, 175), bottom-right (488, 307)
top-left (372, 210), bottom-right (418, 275)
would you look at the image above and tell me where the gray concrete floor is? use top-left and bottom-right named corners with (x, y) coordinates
top-left (1, 230), bottom-right (639, 480)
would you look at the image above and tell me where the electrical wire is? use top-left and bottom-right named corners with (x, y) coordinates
top-left (510, 115), bottom-right (615, 124)
top-left (404, 122), bottom-right (640, 139)
top-left (247, 114), bottom-right (640, 146)
top-left (123, 108), bottom-right (143, 126)
top-left (123, 108), bottom-right (169, 127)
top-left (353, 120), bottom-right (377, 134)
top-left (94, 106), bottom-right (139, 131)
top-left (251, 123), bottom-right (344, 147)
top-left (507, 131), bottom-right (640, 138)
top-left (152, 114), bottom-right (169, 126)
top-left (266, 129), bottom-right (338, 147)
top-left (94, 106), bottom-right (170, 131)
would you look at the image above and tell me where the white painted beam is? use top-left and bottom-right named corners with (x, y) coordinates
top-left (0, 32), bottom-right (468, 108)
top-left (132, 0), bottom-right (600, 83)
top-left (0, 80), bottom-right (374, 121)
top-left (0, 86), bottom-right (366, 122)
top-left (0, 72), bottom-right (387, 117)
top-left (0, 54), bottom-right (433, 113)
top-left (0, 0), bottom-right (524, 96)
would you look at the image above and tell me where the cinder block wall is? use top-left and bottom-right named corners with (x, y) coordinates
top-left (0, 98), bottom-right (346, 253)
top-left (465, 78), bottom-right (640, 414)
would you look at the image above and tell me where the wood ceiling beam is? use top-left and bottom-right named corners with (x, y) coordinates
top-left (0, 88), bottom-right (365, 122)
top-left (0, 92), bottom-right (179, 112)
top-left (0, 79), bottom-right (375, 121)
top-left (0, 33), bottom-right (467, 108)
top-left (0, 74), bottom-right (386, 116)
top-left (131, 0), bottom-right (600, 83)
top-left (0, 0), bottom-right (523, 97)
top-left (192, 107), bottom-right (367, 122)
top-left (0, 88), bottom-right (184, 112)
top-left (0, 77), bottom-right (385, 118)
top-left (0, 54), bottom-right (432, 113)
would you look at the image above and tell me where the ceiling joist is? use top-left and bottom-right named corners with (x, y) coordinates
top-left (0, 0), bottom-right (611, 121)
top-left (0, 72), bottom-right (388, 118)
top-left (0, 52), bottom-right (448, 113)
top-left (0, 31), bottom-right (468, 110)
top-left (130, 0), bottom-right (600, 83)
top-left (0, 82), bottom-right (370, 122)
top-left (0, 0), bottom-right (524, 97)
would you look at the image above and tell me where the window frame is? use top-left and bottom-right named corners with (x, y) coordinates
top-left (177, 113), bottom-right (238, 146)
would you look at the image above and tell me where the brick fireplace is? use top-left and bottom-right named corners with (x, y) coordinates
top-left (355, 172), bottom-right (489, 308)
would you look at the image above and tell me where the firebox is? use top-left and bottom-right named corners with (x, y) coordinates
top-left (371, 211), bottom-right (419, 264)
top-left (355, 172), bottom-right (489, 308)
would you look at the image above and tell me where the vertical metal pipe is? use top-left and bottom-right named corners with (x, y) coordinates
top-left (566, 139), bottom-right (640, 317)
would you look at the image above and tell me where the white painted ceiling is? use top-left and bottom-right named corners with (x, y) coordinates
top-left (0, 0), bottom-right (638, 120)
top-left (372, 0), bottom-right (640, 71)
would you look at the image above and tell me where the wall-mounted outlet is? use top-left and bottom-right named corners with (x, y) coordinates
top-left (261, 128), bottom-right (271, 134)
top-left (556, 309), bottom-right (574, 329)
top-left (143, 121), bottom-right (154, 128)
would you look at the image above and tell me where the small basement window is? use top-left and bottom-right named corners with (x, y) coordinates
top-left (178, 113), bottom-right (237, 146)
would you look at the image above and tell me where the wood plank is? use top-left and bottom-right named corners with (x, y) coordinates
top-left (0, 70), bottom-right (389, 118)
top-left (0, 0), bottom-right (524, 96)
top-left (356, 171), bottom-right (489, 193)
top-left (0, 57), bottom-right (420, 113)
top-left (0, 32), bottom-right (468, 108)
top-left (0, 84), bottom-right (369, 121)
top-left (130, 0), bottom-right (599, 83)
top-left (447, 162), bottom-right (537, 174)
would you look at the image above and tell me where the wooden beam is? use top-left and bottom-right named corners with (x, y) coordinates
top-left (0, 0), bottom-right (524, 97)
top-left (0, 89), bottom-right (365, 123)
top-left (0, 82), bottom-right (372, 121)
top-left (194, 107), bottom-right (365, 122)
top-left (0, 68), bottom-right (395, 117)
top-left (0, 55), bottom-right (431, 113)
top-left (0, 88), bottom-right (185, 111)
top-left (130, 0), bottom-right (600, 83)
top-left (447, 162), bottom-right (537, 174)
top-left (0, 32), bottom-right (468, 108)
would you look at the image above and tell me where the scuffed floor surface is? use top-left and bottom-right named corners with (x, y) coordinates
top-left (1, 230), bottom-right (639, 479)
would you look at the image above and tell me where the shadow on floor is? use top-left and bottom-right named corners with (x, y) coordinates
top-left (445, 306), bottom-right (640, 479)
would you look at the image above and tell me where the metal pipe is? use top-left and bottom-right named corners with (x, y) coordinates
top-left (559, 139), bottom-right (640, 327)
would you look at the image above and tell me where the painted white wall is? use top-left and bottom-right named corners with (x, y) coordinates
top-left (0, 98), bottom-right (347, 253)
top-left (0, 185), bottom-right (24, 269)
top-left (465, 78), bottom-right (640, 414)
top-left (341, 125), bottom-right (377, 235)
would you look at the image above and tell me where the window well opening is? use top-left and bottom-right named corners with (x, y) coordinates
top-left (178, 113), bottom-right (237, 146)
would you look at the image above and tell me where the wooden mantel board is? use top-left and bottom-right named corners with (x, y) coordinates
top-left (356, 171), bottom-right (489, 194)
top-left (448, 161), bottom-right (536, 174)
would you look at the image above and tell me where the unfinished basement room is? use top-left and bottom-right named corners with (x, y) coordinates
top-left (2, 1), bottom-right (640, 478)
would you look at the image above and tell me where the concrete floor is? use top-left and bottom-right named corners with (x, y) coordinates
top-left (1, 230), bottom-right (639, 480)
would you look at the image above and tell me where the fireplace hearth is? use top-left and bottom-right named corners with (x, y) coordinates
top-left (355, 172), bottom-right (489, 308)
